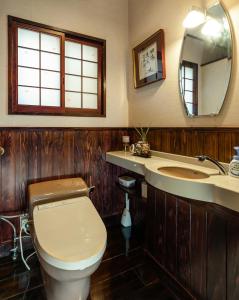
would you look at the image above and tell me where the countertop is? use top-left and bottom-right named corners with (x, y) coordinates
top-left (106, 151), bottom-right (239, 212)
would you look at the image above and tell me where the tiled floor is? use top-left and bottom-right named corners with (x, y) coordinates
top-left (0, 224), bottom-right (186, 300)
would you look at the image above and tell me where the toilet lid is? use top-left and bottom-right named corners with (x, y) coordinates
top-left (33, 196), bottom-right (107, 271)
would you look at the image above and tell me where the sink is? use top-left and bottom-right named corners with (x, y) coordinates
top-left (158, 166), bottom-right (210, 179)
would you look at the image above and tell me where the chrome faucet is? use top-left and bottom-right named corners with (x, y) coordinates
top-left (195, 155), bottom-right (227, 175)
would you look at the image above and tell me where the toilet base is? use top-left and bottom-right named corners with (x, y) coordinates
top-left (42, 267), bottom-right (90, 300)
top-left (38, 254), bottom-right (102, 300)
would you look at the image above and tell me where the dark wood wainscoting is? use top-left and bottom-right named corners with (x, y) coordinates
top-left (146, 184), bottom-right (239, 300)
top-left (0, 128), bottom-right (132, 251)
top-left (130, 127), bottom-right (239, 163)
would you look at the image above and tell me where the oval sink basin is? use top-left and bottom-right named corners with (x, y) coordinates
top-left (158, 166), bottom-right (210, 179)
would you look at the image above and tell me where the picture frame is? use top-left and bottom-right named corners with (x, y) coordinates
top-left (132, 29), bottom-right (166, 88)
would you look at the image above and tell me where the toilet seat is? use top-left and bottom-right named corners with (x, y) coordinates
top-left (33, 196), bottom-right (107, 271)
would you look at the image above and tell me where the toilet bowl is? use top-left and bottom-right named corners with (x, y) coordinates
top-left (28, 178), bottom-right (107, 300)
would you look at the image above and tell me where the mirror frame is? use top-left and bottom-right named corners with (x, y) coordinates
top-left (178, 1), bottom-right (234, 118)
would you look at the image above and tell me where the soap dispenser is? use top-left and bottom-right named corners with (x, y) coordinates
top-left (229, 147), bottom-right (239, 178)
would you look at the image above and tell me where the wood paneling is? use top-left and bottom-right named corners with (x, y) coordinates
top-left (0, 128), bottom-right (130, 250)
top-left (147, 184), bottom-right (239, 300)
top-left (130, 127), bottom-right (239, 163)
top-left (1, 126), bottom-right (239, 258)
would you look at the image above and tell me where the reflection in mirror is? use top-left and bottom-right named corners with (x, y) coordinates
top-left (179, 2), bottom-right (232, 117)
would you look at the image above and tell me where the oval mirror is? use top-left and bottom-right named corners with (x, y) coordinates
top-left (179, 2), bottom-right (232, 117)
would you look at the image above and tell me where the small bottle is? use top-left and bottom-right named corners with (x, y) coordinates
top-left (229, 147), bottom-right (239, 178)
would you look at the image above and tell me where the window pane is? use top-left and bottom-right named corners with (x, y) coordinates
top-left (41, 88), bottom-right (60, 106)
top-left (185, 79), bottom-right (193, 91)
top-left (65, 75), bottom-right (81, 92)
top-left (18, 67), bottom-right (39, 86)
top-left (186, 102), bottom-right (193, 115)
top-left (41, 70), bottom-right (60, 89)
top-left (83, 77), bottom-right (97, 93)
top-left (83, 45), bottom-right (98, 62)
top-left (82, 93), bottom-right (97, 109)
top-left (185, 67), bottom-right (193, 79)
top-left (18, 86), bottom-right (40, 105)
top-left (65, 41), bottom-right (81, 59)
top-left (65, 92), bottom-right (81, 108)
top-left (65, 58), bottom-right (81, 75)
top-left (184, 91), bottom-right (193, 102)
top-left (41, 33), bottom-right (60, 53)
top-left (18, 48), bottom-right (39, 68)
top-left (83, 61), bottom-right (97, 77)
top-left (41, 52), bottom-right (60, 71)
top-left (18, 28), bottom-right (39, 49)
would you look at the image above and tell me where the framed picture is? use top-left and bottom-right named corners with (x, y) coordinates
top-left (133, 29), bottom-right (166, 88)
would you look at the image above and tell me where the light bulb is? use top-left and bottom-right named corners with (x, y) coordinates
top-left (183, 8), bottom-right (205, 28)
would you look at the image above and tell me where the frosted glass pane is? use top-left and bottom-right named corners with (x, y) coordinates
top-left (41, 33), bottom-right (60, 53)
top-left (65, 41), bottom-right (81, 59)
top-left (41, 52), bottom-right (60, 71)
top-left (82, 93), bottom-right (97, 109)
top-left (83, 45), bottom-right (98, 62)
top-left (181, 67), bottom-right (185, 78)
top-left (18, 48), bottom-right (39, 68)
top-left (186, 103), bottom-right (193, 115)
top-left (65, 92), bottom-right (81, 108)
top-left (18, 28), bottom-right (39, 49)
top-left (185, 79), bottom-right (193, 91)
top-left (83, 61), bottom-right (97, 77)
top-left (185, 67), bottom-right (193, 79)
top-left (65, 75), bottom-right (81, 92)
top-left (41, 71), bottom-right (60, 89)
top-left (18, 86), bottom-right (39, 105)
top-left (65, 58), bottom-right (81, 75)
top-left (18, 67), bottom-right (39, 86)
top-left (41, 89), bottom-right (60, 107)
top-left (83, 77), bottom-right (97, 93)
top-left (184, 91), bottom-right (193, 102)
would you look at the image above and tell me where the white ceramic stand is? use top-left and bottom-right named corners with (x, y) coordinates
top-left (121, 192), bottom-right (132, 227)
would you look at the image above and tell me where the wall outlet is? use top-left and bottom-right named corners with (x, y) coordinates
top-left (20, 214), bottom-right (29, 233)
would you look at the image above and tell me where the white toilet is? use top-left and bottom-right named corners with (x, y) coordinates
top-left (28, 178), bottom-right (107, 300)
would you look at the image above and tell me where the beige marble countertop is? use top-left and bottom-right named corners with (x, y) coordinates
top-left (106, 151), bottom-right (239, 212)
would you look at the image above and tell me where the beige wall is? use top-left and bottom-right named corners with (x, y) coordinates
top-left (128, 0), bottom-right (239, 127)
top-left (0, 0), bottom-right (129, 127)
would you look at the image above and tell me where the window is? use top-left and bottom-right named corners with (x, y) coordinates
top-left (180, 60), bottom-right (198, 116)
top-left (8, 16), bottom-right (106, 117)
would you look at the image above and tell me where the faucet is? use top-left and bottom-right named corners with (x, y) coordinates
top-left (195, 155), bottom-right (227, 175)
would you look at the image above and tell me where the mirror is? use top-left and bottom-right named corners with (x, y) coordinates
top-left (179, 2), bottom-right (232, 117)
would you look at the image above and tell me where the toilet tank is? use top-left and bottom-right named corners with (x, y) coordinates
top-left (28, 178), bottom-right (89, 218)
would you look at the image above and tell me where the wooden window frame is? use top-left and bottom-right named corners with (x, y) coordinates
top-left (8, 16), bottom-right (106, 117)
top-left (181, 60), bottom-right (198, 116)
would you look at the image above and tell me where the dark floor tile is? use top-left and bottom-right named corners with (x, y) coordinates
top-left (0, 253), bottom-right (39, 281)
top-left (89, 269), bottom-right (144, 300)
top-left (92, 249), bottom-right (144, 284)
top-left (0, 262), bottom-right (43, 300)
top-left (6, 286), bottom-right (46, 300)
top-left (129, 282), bottom-right (179, 300)
top-left (134, 256), bottom-right (160, 286)
top-left (103, 225), bottom-right (144, 261)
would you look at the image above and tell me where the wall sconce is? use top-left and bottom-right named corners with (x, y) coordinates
top-left (183, 7), bottom-right (206, 28)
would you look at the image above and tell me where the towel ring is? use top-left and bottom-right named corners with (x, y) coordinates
top-left (0, 146), bottom-right (5, 156)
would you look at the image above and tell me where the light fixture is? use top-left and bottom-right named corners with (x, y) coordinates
top-left (183, 7), bottom-right (205, 28)
top-left (201, 18), bottom-right (223, 37)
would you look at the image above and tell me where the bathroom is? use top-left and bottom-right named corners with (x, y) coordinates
top-left (0, 0), bottom-right (239, 299)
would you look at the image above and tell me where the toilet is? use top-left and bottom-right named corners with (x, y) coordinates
top-left (28, 178), bottom-right (107, 300)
